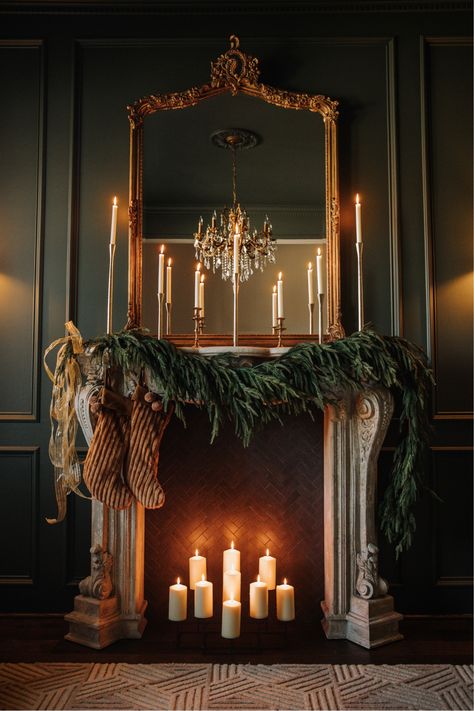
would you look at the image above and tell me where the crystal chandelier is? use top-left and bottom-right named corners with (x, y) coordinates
top-left (194, 129), bottom-right (277, 283)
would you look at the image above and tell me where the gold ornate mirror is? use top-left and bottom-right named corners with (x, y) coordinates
top-left (127, 36), bottom-right (343, 342)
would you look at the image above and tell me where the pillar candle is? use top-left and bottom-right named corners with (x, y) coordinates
top-left (194, 264), bottom-right (201, 309)
top-left (307, 262), bottom-right (314, 304)
top-left (223, 541), bottom-right (240, 572)
top-left (272, 285), bottom-right (277, 328)
top-left (277, 273), bottom-right (284, 318)
top-left (168, 577), bottom-right (187, 621)
top-left (316, 248), bottom-right (323, 295)
top-left (258, 549), bottom-right (276, 590)
top-left (199, 274), bottom-right (205, 317)
top-left (189, 549), bottom-right (206, 590)
top-left (221, 598), bottom-right (241, 639)
top-left (195, 574), bottom-right (213, 618)
top-left (110, 196), bottom-right (118, 246)
top-left (276, 578), bottom-right (295, 621)
top-left (166, 258), bottom-right (172, 304)
top-left (223, 566), bottom-right (241, 602)
top-left (355, 194), bottom-right (362, 243)
top-left (249, 575), bottom-right (268, 619)
top-left (158, 245), bottom-right (165, 295)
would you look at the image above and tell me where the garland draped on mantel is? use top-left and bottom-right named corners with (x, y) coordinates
top-left (48, 327), bottom-right (433, 556)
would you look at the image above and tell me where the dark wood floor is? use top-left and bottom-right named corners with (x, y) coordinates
top-left (0, 615), bottom-right (472, 665)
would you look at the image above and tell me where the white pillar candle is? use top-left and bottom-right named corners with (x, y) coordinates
top-left (355, 193), bottom-right (362, 243)
top-left (221, 598), bottom-right (241, 639)
top-left (277, 272), bottom-right (284, 319)
top-left (158, 245), bottom-right (165, 295)
top-left (194, 263), bottom-right (201, 309)
top-left (249, 575), bottom-right (268, 619)
top-left (276, 578), bottom-right (295, 621)
top-left (199, 274), bottom-right (205, 317)
top-left (189, 549), bottom-right (206, 590)
top-left (110, 196), bottom-right (118, 246)
top-left (168, 577), bottom-right (187, 621)
top-left (166, 258), bottom-right (172, 303)
top-left (223, 541), bottom-right (240, 572)
top-left (233, 225), bottom-right (240, 274)
top-left (316, 248), bottom-right (324, 295)
top-left (223, 566), bottom-right (241, 602)
top-left (195, 574), bottom-right (213, 619)
top-left (272, 285), bottom-right (277, 328)
top-left (258, 548), bottom-right (276, 590)
top-left (307, 262), bottom-right (314, 304)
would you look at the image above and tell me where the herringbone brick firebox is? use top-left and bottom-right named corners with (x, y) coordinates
top-left (144, 407), bottom-right (324, 637)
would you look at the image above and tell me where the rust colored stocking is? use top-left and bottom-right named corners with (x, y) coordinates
top-left (125, 385), bottom-right (173, 509)
top-left (83, 387), bottom-right (133, 509)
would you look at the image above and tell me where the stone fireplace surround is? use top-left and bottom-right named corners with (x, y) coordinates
top-left (66, 350), bottom-right (403, 650)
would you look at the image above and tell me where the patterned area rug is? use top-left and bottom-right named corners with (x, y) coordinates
top-left (0, 663), bottom-right (472, 710)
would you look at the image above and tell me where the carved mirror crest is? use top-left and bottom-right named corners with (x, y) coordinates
top-left (127, 36), bottom-right (343, 341)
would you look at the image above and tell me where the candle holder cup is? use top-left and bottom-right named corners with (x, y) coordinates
top-left (193, 306), bottom-right (204, 348)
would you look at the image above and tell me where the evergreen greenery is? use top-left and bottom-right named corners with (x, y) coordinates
top-left (60, 329), bottom-right (433, 556)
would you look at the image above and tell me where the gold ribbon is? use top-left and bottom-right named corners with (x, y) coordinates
top-left (44, 321), bottom-right (90, 524)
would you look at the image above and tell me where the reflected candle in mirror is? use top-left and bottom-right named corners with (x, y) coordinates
top-left (316, 248), bottom-right (323, 295)
top-left (166, 258), bottom-right (172, 304)
top-left (223, 540), bottom-right (240, 572)
top-left (307, 262), bottom-right (314, 304)
top-left (249, 575), bottom-right (268, 619)
top-left (110, 196), bottom-right (118, 246)
top-left (277, 272), bottom-right (284, 318)
top-left (223, 565), bottom-right (241, 602)
top-left (272, 285), bottom-right (278, 328)
top-left (199, 274), bottom-right (205, 317)
top-left (355, 193), bottom-right (362, 243)
top-left (169, 577), bottom-right (187, 621)
top-left (194, 263), bottom-right (201, 309)
top-left (195, 574), bottom-right (213, 618)
top-left (158, 245), bottom-right (165, 295)
top-left (258, 548), bottom-right (276, 590)
top-left (189, 549), bottom-right (206, 590)
top-left (276, 578), bottom-right (295, 621)
top-left (222, 598), bottom-right (241, 638)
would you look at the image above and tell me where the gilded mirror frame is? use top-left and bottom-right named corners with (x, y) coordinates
top-left (126, 36), bottom-right (343, 340)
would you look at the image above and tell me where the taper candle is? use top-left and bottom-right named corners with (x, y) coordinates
top-left (195, 574), bottom-right (213, 619)
top-left (316, 248), bottom-right (323, 295)
top-left (355, 194), bottom-right (362, 243)
top-left (276, 578), bottom-right (295, 621)
top-left (223, 565), bottom-right (241, 602)
top-left (199, 274), bottom-right (205, 317)
top-left (307, 262), bottom-right (314, 304)
top-left (258, 548), bottom-right (276, 590)
top-left (110, 196), bottom-right (118, 246)
top-left (189, 549), bottom-right (206, 590)
top-left (194, 263), bottom-right (201, 309)
top-left (249, 575), bottom-right (268, 619)
top-left (168, 577), bottom-right (187, 621)
top-left (221, 598), bottom-right (241, 638)
top-left (166, 258), bottom-right (172, 303)
top-left (272, 285), bottom-right (278, 328)
top-left (158, 245), bottom-right (165, 295)
top-left (223, 541), bottom-right (240, 572)
top-left (277, 273), bottom-right (284, 318)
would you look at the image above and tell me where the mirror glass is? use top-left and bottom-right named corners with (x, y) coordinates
top-left (141, 93), bottom-right (326, 335)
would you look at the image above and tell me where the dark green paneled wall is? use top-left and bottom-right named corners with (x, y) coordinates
top-left (0, 4), bottom-right (472, 614)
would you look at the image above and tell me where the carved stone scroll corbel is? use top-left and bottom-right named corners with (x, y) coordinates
top-left (79, 544), bottom-right (113, 600)
top-left (356, 543), bottom-right (388, 599)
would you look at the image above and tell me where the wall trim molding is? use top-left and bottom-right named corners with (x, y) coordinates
top-left (0, 40), bottom-right (45, 423)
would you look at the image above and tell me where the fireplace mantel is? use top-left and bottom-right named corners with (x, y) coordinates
top-left (65, 353), bottom-right (402, 650)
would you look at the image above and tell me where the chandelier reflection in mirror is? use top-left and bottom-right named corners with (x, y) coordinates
top-left (194, 128), bottom-right (277, 283)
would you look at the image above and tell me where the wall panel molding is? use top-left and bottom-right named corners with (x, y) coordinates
top-left (0, 40), bottom-right (45, 422)
top-left (420, 35), bottom-right (473, 419)
top-left (0, 446), bottom-right (40, 586)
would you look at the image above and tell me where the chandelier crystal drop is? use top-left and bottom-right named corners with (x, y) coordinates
top-left (194, 130), bottom-right (277, 283)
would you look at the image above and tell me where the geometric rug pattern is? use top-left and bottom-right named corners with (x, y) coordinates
top-left (0, 663), bottom-right (472, 710)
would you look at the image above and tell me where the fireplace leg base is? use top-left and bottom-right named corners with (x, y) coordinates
top-left (64, 595), bottom-right (148, 649)
top-left (321, 595), bottom-right (403, 649)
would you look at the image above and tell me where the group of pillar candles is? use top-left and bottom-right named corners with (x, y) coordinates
top-left (168, 543), bottom-right (295, 639)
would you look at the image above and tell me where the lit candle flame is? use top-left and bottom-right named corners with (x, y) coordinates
top-left (113, 196), bottom-right (117, 206)
top-left (168, 257), bottom-right (172, 267)
top-left (356, 193), bottom-right (360, 205)
top-left (278, 272), bottom-right (282, 280)
top-left (160, 244), bottom-right (164, 254)
top-left (231, 540), bottom-right (234, 549)
top-left (257, 574), bottom-right (261, 583)
top-left (196, 263), bottom-right (201, 272)
top-left (266, 548), bottom-right (270, 556)
top-left (201, 573), bottom-right (205, 582)
top-left (200, 274), bottom-right (205, 283)
top-left (195, 549), bottom-right (199, 557)
top-left (308, 262), bottom-right (312, 269)
top-left (317, 247), bottom-right (321, 256)
top-left (177, 577), bottom-right (180, 585)
top-left (273, 284), bottom-right (276, 293)
top-left (284, 577), bottom-right (287, 585)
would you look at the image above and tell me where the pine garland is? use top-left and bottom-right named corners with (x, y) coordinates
top-left (59, 328), bottom-right (433, 556)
